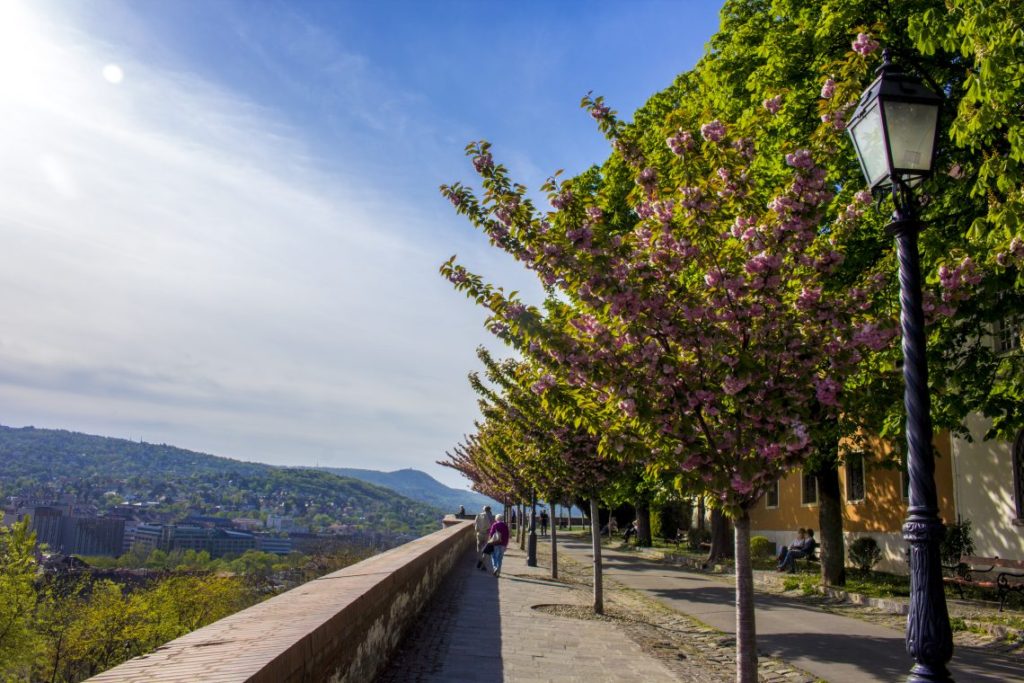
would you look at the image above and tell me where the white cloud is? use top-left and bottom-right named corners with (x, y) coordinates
top-left (0, 2), bottom-right (536, 487)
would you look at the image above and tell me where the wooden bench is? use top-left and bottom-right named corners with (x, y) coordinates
top-left (943, 555), bottom-right (1024, 611)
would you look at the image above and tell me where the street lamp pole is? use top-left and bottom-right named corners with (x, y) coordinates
top-left (889, 183), bottom-right (954, 683)
top-left (527, 489), bottom-right (538, 566)
top-left (847, 50), bottom-right (952, 682)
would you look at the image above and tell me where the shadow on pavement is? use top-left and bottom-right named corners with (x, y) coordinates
top-left (375, 547), bottom-right (503, 682)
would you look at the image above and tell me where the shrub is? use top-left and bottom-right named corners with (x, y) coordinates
top-left (651, 500), bottom-right (692, 540)
top-left (686, 527), bottom-right (711, 552)
top-left (848, 536), bottom-right (882, 573)
top-left (940, 519), bottom-right (975, 566)
top-left (749, 536), bottom-right (774, 558)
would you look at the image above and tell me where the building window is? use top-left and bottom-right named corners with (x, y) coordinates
top-left (995, 315), bottom-right (1021, 354)
top-left (846, 452), bottom-right (866, 503)
top-left (801, 471), bottom-right (818, 506)
top-left (1014, 430), bottom-right (1024, 522)
top-left (765, 481), bottom-right (779, 509)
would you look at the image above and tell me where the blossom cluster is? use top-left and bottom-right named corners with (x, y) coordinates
top-left (442, 107), bottom-right (893, 509)
top-left (852, 33), bottom-right (879, 56)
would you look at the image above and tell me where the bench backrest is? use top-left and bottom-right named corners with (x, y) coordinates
top-left (961, 555), bottom-right (1024, 570)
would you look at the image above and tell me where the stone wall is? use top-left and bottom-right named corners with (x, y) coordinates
top-left (87, 519), bottom-right (474, 683)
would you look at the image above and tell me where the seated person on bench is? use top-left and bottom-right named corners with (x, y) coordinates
top-left (777, 529), bottom-right (816, 573)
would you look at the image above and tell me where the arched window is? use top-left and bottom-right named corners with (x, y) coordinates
top-left (1014, 430), bottom-right (1024, 522)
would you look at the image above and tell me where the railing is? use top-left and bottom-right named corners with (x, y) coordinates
top-left (88, 518), bottom-right (474, 682)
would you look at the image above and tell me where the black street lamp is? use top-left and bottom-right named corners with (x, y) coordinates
top-left (527, 489), bottom-right (538, 567)
top-left (848, 50), bottom-right (952, 683)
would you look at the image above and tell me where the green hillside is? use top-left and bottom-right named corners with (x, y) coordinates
top-left (0, 425), bottom-right (442, 537)
top-left (321, 466), bottom-right (501, 514)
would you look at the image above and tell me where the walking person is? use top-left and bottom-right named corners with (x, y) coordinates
top-left (474, 505), bottom-right (494, 570)
top-left (487, 513), bottom-right (510, 577)
top-left (539, 509), bottom-right (549, 536)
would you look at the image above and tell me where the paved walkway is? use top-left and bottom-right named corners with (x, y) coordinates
top-left (376, 543), bottom-right (681, 682)
top-left (558, 538), bottom-right (1023, 683)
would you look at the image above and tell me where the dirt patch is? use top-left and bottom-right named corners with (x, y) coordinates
top-left (536, 539), bottom-right (817, 683)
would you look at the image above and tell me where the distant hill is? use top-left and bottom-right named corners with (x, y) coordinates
top-left (0, 425), bottom-right (442, 537)
top-left (320, 467), bottom-right (501, 515)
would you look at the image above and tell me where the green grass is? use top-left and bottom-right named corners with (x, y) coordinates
top-left (781, 573), bottom-right (820, 596)
top-left (843, 570), bottom-right (910, 598)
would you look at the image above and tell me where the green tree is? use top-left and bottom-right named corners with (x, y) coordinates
top-left (0, 519), bottom-right (42, 680)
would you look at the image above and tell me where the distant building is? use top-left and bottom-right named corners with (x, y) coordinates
top-left (129, 524), bottom-right (256, 558)
top-left (6, 506), bottom-right (125, 557)
top-left (254, 535), bottom-right (292, 555)
top-left (59, 516), bottom-right (125, 556)
top-left (181, 514), bottom-right (232, 528)
top-left (231, 517), bottom-right (264, 531)
top-left (266, 514), bottom-right (304, 533)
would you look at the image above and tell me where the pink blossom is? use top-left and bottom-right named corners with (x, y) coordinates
top-left (785, 149), bottom-right (814, 169)
top-left (530, 374), bottom-right (557, 394)
top-left (445, 190), bottom-right (463, 208)
top-left (796, 287), bottom-right (821, 309)
top-left (551, 191), bottom-right (572, 211)
top-left (815, 377), bottom-right (841, 407)
top-left (590, 103), bottom-right (610, 120)
top-left (731, 474), bottom-right (754, 495)
top-left (505, 303), bottom-right (526, 318)
top-left (854, 190), bottom-right (873, 205)
top-left (472, 153), bottom-right (493, 173)
top-left (586, 206), bottom-right (604, 223)
top-left (788, 422), bottom-right (810, 452)
top-left (820, 78), bottom-right (836, 99)
top-left (722, 376), bottom-right (749, 395)
top-left (763, 95), bottom-right (782, 114)
top-left (666, 130), bottom-right (695, 156)
top-left (619, 398), bottom-right (637, 417)
top-left (700, 119), bottom-right (727, 143)
top-left (852, 33), bottom-right (880, 56)
top-left (1010, 237), bottom-right (1024, 260)
top-left (637, 167), bottom-right (658, 188)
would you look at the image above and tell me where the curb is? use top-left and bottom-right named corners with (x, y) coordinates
top-left (752, 569), bottom-right (909, 615)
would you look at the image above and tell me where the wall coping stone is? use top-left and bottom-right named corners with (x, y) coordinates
top-left (87, 520), bottom-right (475, 682)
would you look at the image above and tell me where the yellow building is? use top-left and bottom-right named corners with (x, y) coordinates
top-left (749, 433), bottom-right (958, 574)
top-left (750, 322), bottom-right (1024, 573)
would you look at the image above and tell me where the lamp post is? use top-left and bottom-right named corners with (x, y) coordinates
top-left (847, 50), bottom-right (952, 683)
top-left (527, 489), bottom-right (538, 566)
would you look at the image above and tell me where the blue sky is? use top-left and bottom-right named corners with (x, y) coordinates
top-left (0, 1), bottom-right (721, 489)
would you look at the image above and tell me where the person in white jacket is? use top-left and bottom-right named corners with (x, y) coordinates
top-left (474, 505), bottom-right (494, 570)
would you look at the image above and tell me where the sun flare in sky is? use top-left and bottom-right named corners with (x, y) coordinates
top-left (0, 0), bottom-right (721, 488)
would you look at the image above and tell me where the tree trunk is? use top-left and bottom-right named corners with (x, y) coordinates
top-left (697, 496), bottom-right (706, 531)
top-left (707, 507), bottom-right (733, 564)
top-left (816, 463), bottom-right (847, 586)
top-left (636, 501), bottom-right (652, 547)
top-left (734, 509), bottom-right (758, 683)
top-left (549, 502), bottom-right (558, 579)
top-left (519, 503), bottom-right (526, 549)
top-left (589, 497), bottom-right (603, 614)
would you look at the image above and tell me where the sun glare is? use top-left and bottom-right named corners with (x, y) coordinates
top-left (102, 63), bottom-right (125, 84)
top-left (0, 1), bottom-right (55, 104)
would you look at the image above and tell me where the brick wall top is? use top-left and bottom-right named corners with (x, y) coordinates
top-left (87, 520), bottom-right (474, 683)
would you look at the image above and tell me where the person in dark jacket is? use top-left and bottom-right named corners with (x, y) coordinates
top-left (487, 514), bottom-right (511, 577)
top-left (778, 529), bottom-right (816, 572)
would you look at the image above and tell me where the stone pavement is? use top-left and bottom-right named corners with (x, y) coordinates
top-left (376, 543), bottom-right (682, 682)
top-left (558, 537), bottom-right (1024, 683)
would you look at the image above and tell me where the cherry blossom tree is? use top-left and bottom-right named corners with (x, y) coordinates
top-left (441, 94), bottom-right (895, 679)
